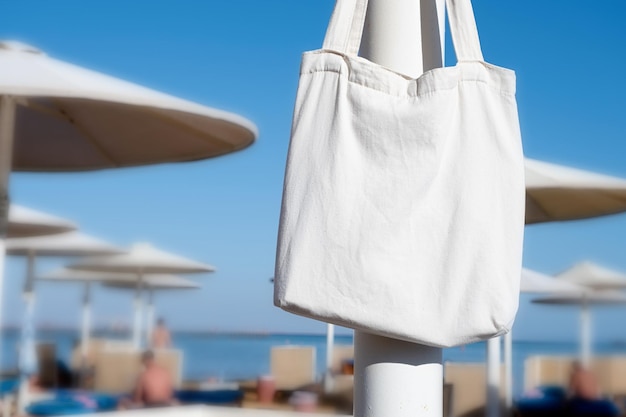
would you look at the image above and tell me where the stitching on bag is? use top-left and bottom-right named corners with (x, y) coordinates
top-left (301, 68), bottom-right (515, 99)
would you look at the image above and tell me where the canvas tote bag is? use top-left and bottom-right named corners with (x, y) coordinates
top-left (275, 0), bottom-right (525, 347)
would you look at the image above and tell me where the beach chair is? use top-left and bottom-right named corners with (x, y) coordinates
top-left (594, 356), bottom-right (626, 398)
top-left (523, 356), bottom-right (574, 393)
top-left (93, 348), bottom-right (183, 394)
top-left (443, 362), bottom-right (505, 417)
top-left (270, 346), bottom-right (316, 391)
top-left (328, 345), bottom-right (354, 395)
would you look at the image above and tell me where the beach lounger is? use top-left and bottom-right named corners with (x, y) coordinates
top-left (444, 362), bottom-right (505, 417)
top-left (515, 385), bottom-right (620, 417)
top-left (327, 345), bottom-right (354, 395)
top-left (93, 348), bottom-right (183, 394)
top-left (26, 390), bottom-right (118, 416)
top-left (270, 346), bottom-right (316, 391)
top-left (175, 389), bottom-right (244, 406)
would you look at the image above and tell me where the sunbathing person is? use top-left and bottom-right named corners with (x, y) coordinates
top-left (119, 350), bottom-right (175, 409)
top-left (568, 361), bottom-right (600, 400)
top-left (567, 361), bottom-right (620, 416)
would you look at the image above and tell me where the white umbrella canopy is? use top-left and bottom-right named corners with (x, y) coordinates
top-left (525, 158), bottom-right (626, 224)
top-left (520, 267), bottom-right (586, 294)
top-left (532, 291), bottom-right (626, 306)
top-left (7, 204), bottom-right (76, 238)
top-left (555, 261), bottom-right (626, 290)
top-left (67, 242), bottom-right (214, 275)
top-left (5, 231), bottom-right (123, 256)
top-left (0, 41), bottom-right (257, 171)
top-left (102, 274), bottom-right (201, 290)
top-left (67, 242), bottom-right (213, 347)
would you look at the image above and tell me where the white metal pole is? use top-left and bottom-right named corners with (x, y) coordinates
top-left (0, 95), bottom-right (16, 375)
top-left (324, 323), bottom-right (335, 393)
top-left (504, 330), bottom-right (513, 409)
top-left (355, 332), bottom-right (443, 417)
top-left (580, 303), bottom-right (591, 367)
top-left (354, 2), bottom-right (445, 417)
top-left (486, 336), bottom-right (502, 417)
top-left (18, 292), bottom-right (35, 413)
top-left (81, 283), bottom-right (91, 358)
top-left (18, 252), bottom-right (37, 413)
top-left (0, 240), bottom-right (5, 374)
top-left (145, 289), bottom-right (155, 347)
top-left (132, 271), bottom-right (144, 349)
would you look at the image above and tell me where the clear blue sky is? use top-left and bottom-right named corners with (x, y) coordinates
top-left (1, 1), bottom-right (626, 342)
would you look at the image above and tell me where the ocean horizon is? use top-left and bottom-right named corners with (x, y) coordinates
top-left (3, 329), bottom-right (626, 398)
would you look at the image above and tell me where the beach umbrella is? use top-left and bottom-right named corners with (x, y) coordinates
top-left (7, 205), bottom-right (75, 238)
top-left (5, 231), bottom-right (122, 410)
top-left (102, 275), bottom-right (200, 345)
top-left (555, 261), bottom-right (626, 290)
top-left (38, 269), bottom-right (192, 352)
top-left (525, 158), bottom-right (626, 224)
top-left (486, 160), bottom-right (626, 412)
top-left (68, 242), bottom-right (213, 347)
top-left (502, 269), bottom-right (584, 407)
top-left (0, 38), bottom-right (256, 383)
top-left (532, 291), bottom-right (626, 366)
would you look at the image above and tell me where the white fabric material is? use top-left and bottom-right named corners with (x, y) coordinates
top-left (275, 0), bottom-right (525, 347)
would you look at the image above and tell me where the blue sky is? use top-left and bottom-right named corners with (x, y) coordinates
top-left (1, 1), bottom-right (626, 343)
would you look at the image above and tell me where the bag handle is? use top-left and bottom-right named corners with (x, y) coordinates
top-left (322, 0), bottom-right (484, 63)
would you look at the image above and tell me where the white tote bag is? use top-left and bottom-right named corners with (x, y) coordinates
top-left (275, 0), bottom-right (525, 347)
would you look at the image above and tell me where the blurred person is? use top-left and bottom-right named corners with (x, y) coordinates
top-left (567, 361), bottom-right (620, 416)
top-left (151, 318), bottom-right (172, 348)
top-left (119, 350), bottom-right (175, 409)
top-left (568, 361), bottom-right (600, 400)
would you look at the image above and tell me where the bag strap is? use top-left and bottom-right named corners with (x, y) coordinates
top-left (322, 0), bottom-right (369, 56)
top-left (322, 0), bottom-right (483, 62)
top-left (446, 0), bottom-right (483, 61)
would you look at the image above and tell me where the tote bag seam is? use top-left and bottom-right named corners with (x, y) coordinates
top-left (301, 68), bottom-right (515, 99)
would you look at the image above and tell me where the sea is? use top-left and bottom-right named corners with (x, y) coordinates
top-left (3, 329), bottom-right (626, 397)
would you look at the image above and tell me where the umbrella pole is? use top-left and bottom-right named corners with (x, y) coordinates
top-left (486, 336), bottom-right (502, 417)
top-left (324, 323), bottom-right (335, 393)
top-left (354, 2), bottom-right (445, 417)
top-left (145, 289), bottom-right (154, 347)
top-left (581, 303), bottom-right (591, 366)
top-left (78, 282), bottom-right (92, 388)
top-left (0, 95), bottom-right (16, 374)
top-left (504, 330), bottom-right (514, 409)
top-left (18, 251), bottom-right (37, 413)
top-left (81, 283), bottom-right (91, 360)
top-left (133, 271), bottom-right (144, 349)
